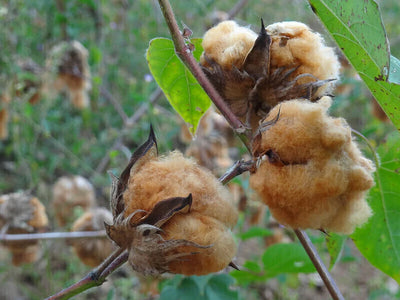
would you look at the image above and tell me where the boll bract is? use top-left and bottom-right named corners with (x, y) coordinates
top-left (250, 97), bottom-right (374, 234)
top-left (105, 127), bottom-right (238, 276)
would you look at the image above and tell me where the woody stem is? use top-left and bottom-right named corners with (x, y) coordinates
top-left (45, 248), bottom-right (128, 300)
top-left (157, 0), bottom-right (252, 152)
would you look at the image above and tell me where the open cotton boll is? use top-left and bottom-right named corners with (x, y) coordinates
top-left (250, 97), bottom-right (374, 234)
top-left (106, 128), bottom-right (238, 276)
top-left (266, 21), bottom-right (340, 98)
top-left (200, 20), bottom-right (340, 131)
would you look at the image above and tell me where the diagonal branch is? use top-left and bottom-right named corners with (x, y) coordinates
top-left (45, 248), bottom-right (128, 300)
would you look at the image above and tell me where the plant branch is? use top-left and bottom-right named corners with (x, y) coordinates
top-left (95, 87), bottom-right (163, 175)
top-left (0, 230), bottom-right (106, 241)
top-left (157, 0), bottom-right (252, 151)
top-left (45, 248), bottom-right (128, 300)
top-left (227, 0), bottom-right (250, 19)
top-left (294, 229), bottom-right (344, 300)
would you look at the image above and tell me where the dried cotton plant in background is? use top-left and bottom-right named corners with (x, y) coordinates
top-left (70, 207), bottom-right (116, 267)
top-left (52, 175), bottom-right (96, 227)
top-left (44, 40), bottom-right (91, 109)
top-left (0, 192), bottom-right (48, 265)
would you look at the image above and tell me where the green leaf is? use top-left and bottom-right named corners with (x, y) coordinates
top-left (146, 38), bottom-right (211, 135)
top-left (352, 132), bottom-right (400, 284)
top-left (159, 277), bottom-right (203, 300)
top-left (326, 233), bottom-right (347, 269)
top-left (230, 269), bottom-right (267, 285)
top-left (204, 274), bottom-right (239, 300)
top-left (159, 275), bottom-right (238, 300)
top-left (262, 243), bottom-right (316, 277)
top-left (389, 55), bottom-right (400, 84)
top-left (243, 260), bottom-right (262, 273)
top-left (238, 226), bottom-right (272, 240)
top-left (308, 0), bottom-right (400, 131)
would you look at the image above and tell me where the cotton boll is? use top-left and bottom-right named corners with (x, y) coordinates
top-left (0, 192), bottom-right (48, 265)
top-left (71, 208), bottom-right (116, 267)
top-left (52, 175), bottom-right (96, 227)
top-left (266, 21), bottom-right (340, 98)
top-left (106, 129), bottom-right (238, 276)
top-left (250, 97), bottom-right (374, 234)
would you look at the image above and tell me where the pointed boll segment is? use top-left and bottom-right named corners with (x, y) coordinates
top-left (243, 18), bottom-right (271, 78)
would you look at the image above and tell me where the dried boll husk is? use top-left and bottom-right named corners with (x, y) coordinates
top-left (200, 20), bottom-right (340, 130)
top-left (70, 208), bottom-right (116, 267)
top-left (0, 192), bottom-right (48, 265)
top-left (52, 175), bottom-right (96, 227)
top-left (250, 97), bottom-right (374, 234)
top-left (105, 127), bottom-right (238, 276)
top-left (44, 40), bottom-right (91, 108)
top-left (15, 58), bottom-right (43, 104)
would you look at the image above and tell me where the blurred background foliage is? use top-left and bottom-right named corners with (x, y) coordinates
top-left (0, 0), bottom-right (399, 299)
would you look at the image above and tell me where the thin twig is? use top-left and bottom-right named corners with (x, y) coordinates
top-left (227, 0), bottom-right (250, 19)
top-left (0, 230), bottom-right (106, 241)
top-left (95, 88), bottom-right (163, 174)
top-left (295, 229), bottom-right (345, 300)
top-left (157, 0), bottom-right (252, 151)
top-left (100, 86), bottom-right (129, 124)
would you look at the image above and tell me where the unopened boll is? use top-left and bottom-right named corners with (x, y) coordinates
top-left (250, 97), bottom-right (374, 234)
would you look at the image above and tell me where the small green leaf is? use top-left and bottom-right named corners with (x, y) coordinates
top-left (159, 277), bottom-right (202, 300)
top-left (238, 226), bottom-right (272, 240)
top-left (243, 260), bottom-right (262, 273)
top-left (262, 243), bottom-right (316, 277)
top-left (309, 0), bottom-right (400, 131)
top-left (230, 269), bottom-right (267, 285)
top-left (389, 55), bottom-right (400, 84)
top-left (146, 38), bottom-right (211, 135)
top-left (352, 132), bottom-right (400, 284)
top-left (204, 274), bottom-right (239, 300)
top-left (326, 233), bottom-right (346, 269)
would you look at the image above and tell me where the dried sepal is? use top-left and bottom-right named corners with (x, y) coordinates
top-left (106, 194), bottom-right (210, 275)
top-left (112, 126), bottom-right (157, 219)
